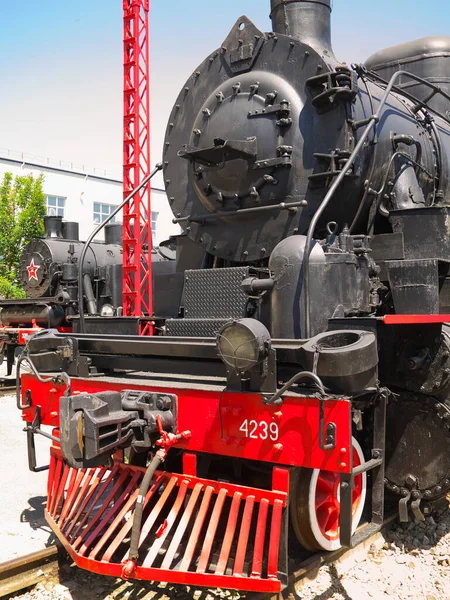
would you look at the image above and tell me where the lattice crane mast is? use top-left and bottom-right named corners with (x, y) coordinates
top-left (122, 0), bottom-right (152, 324)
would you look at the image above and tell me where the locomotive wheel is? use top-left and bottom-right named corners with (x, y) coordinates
top-left (290, 438), bottom-right (367, 551)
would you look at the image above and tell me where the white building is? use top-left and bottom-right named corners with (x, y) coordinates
top-left (0, 149), bottom-right (178, 244)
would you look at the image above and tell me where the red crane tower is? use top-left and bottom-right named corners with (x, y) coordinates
top-left (122, 0), bottom-right (152, 327)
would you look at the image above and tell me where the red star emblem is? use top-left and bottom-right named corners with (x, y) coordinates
top-left (27, 258), bottom-right (40, 281)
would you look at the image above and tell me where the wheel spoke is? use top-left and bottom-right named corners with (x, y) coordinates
top-left (316, 476), bottom-right (334, 494)
top-left (318, 471), bottom-right (338, 486)
top-left (316, 491), bottom-right (335, 510)
top-left (318, 503), bottom-right (339, 536)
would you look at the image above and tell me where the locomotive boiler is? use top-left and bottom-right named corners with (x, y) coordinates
top-left (0, 215), bottom-right (123, 372)
top-left (16, 0), bottom-right (450, 593)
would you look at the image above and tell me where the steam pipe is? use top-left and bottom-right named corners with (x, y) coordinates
top-left (83, 274), bottom-right (97, 315)
top-left (270, 0), bottom-right (334, 58)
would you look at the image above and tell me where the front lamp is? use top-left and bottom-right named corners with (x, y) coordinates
top-left (216, 318), bottom-right (271, 373)
top-left (100, 304), bottom-right (115, 317)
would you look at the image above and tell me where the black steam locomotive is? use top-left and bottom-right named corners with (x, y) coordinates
top-left (0, 216), bottom-right (123, 373)
top-left (18, 0), bottom-right (450, 592)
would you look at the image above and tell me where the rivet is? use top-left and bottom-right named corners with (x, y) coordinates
top-left (243, 250), bottom-right (248, 257)
top-left (261, 247), bottom-right (266, 253)
top-left (165, 179), bottom-right (171, 185)
top-left (274, 411), bottom-right (283, 420)
top-left (273, 443), bottom-right (283, 452)
top-left (254, 35), bottom-right (261, 41)
top-left (193, 129), bottom-right (202, 136)
top-left (222, 46), bottom-right (227, 52)
top-left (202, 108), bottom-right (211, 117)
top-left (290, 41), bottom-right (295, 47)
top-left (340, 447), bottom-right (347, 454)
top-left (339, 462), bottom-right (347, 469)
top-left (170, 197), bottom-right (175, 202)
top-left (184, 87), bottom-right (190, 92)
top-left (195, 71), bottom-right (200, 77)
top-left (164, 161), bottom-right (169, 166)
top-left (165, 142), bottom-right (170, 147)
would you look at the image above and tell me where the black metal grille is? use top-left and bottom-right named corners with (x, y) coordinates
top-left (166, 319), bottom-right (229, 338)
top-left (183, 267), bottom-right (250, 319)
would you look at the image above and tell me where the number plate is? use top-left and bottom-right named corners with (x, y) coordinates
top-left (239, 418), bottom-right (279, 441)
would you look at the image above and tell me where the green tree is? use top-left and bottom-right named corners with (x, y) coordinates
top-left (0, 172), bottom-right (46, 297)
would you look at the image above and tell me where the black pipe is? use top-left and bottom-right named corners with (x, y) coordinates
top-left (83, 274), bottom-right (97, 315)
top-left (128, 453), bottom-right (163, 561)
top-left (270, 0), bottom-right (334, 57)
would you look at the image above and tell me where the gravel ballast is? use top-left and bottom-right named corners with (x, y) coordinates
top-left (6, 500), bottom-right (450, 600)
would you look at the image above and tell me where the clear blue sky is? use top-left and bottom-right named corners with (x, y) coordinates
top-left (1, 0), bottom-right (449, 184)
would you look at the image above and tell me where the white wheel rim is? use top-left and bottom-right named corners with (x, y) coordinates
top-left (307, 437), bottom-right (367, 551)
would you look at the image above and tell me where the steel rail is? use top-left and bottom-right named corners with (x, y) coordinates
top-left (0, 546), bottom-right (59, 598)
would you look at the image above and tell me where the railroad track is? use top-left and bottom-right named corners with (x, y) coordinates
top-left (0, 546), bottom-right (59, 598)
top-left (0, 378), bottom-right (15, 396)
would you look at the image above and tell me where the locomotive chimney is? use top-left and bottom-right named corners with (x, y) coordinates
top-left (104, 222), bottom-right (123, 246)
top-left (62, 221), bottom-right (79, 241)
top-left (270, 0), bottom-right (334, 58)
top-left (44, 215), bottom-right (63, 239)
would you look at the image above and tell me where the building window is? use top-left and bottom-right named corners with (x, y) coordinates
top-left (151, 211), bottom-right (158, 237)
top-left (46, 195), bottom-right (66, 217)
top-left (93, 202), bottom-right (116, 224)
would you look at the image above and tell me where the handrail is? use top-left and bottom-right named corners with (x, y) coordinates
top-left (77, 163), bottom-right (162, 333)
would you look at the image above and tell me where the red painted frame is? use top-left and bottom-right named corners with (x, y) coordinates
top-left (21, 374), bottom-right (352, 473)
top-left (382, 314), bottom-right (450, 325)
top-left (122, 0), bottom-right (152, 319)
top-left (0, 325), bottom-right (72, 345)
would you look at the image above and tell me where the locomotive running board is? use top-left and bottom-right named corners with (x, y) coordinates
top-left (45, 448), bottom-right (289, 592)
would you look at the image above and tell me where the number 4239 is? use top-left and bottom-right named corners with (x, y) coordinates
top-left (239, 419), bottom-right (279, 441)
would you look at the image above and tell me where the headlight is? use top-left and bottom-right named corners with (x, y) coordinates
top-left (217, 318), bottom-right (271, 373)
top-left (100, 304), bottom-right (115, 317)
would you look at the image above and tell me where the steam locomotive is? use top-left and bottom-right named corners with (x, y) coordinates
top-left (0, 216), bottom-right (123, 373)
top-left (17, 0), bottom-right (450, 593)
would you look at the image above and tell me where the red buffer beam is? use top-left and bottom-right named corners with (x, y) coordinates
top-left (123, 0), bottom-right (152, 320)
